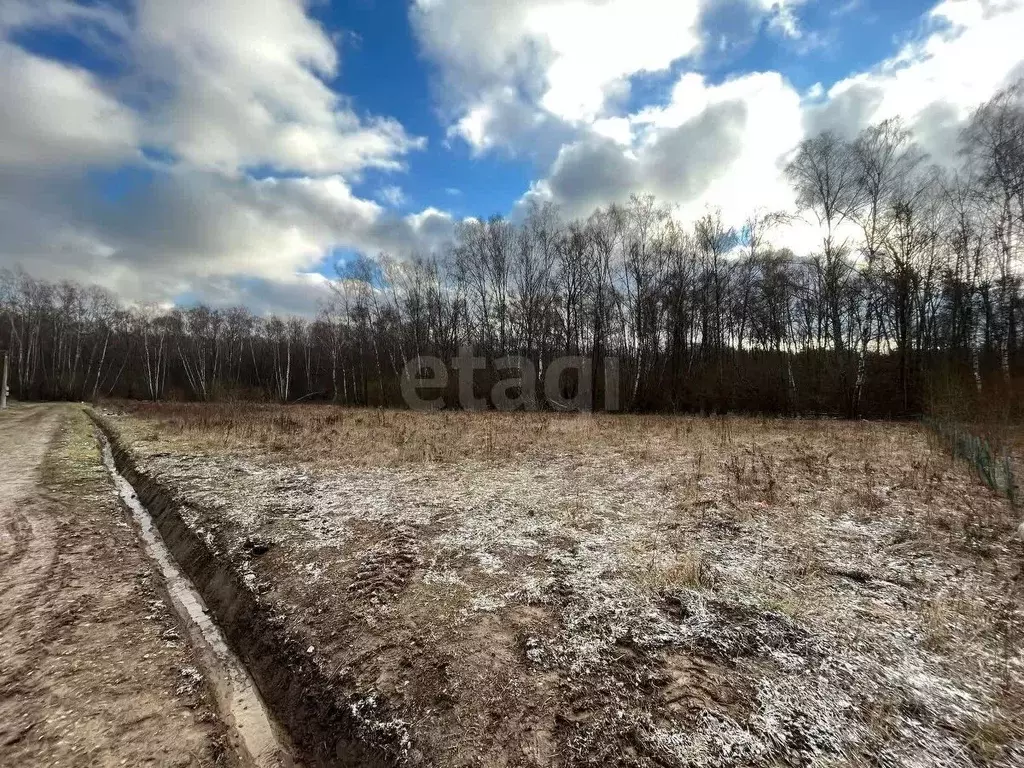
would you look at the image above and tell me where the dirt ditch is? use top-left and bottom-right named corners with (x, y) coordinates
top-left (91, 411), bottom-right (387, 768)
top-left (99, 431), bottom-right (297, 768)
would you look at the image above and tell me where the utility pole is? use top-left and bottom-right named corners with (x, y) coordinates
top-left (1, 350), bottom-right (8, 410)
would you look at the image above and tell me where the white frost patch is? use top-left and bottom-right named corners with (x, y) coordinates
top-left (421, 568), bottom-right (466, 587)
top-left (466, 594), bottom-right (507, 613)
top-left (473, 551), bottom-right (504, 574)
top-left (349, 693), bottom-right (412, 760)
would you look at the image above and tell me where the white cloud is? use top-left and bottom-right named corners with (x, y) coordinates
top-left (0, 42), bottom-right (138, 169)
top-left (524, 0), bottom-right (704, 122)
top-left (0, 0), bottom-right (443, 312)
top-left (3, 0), bottom-right (1024, 314)
top-left (0, 0), bottom-right (128, 37)
top-left (758, 1), bottom-right (830, 48)
top-left (523, 71), bottom-right (802, 224)
top-left (592, 117), bottom-right (634, 145)
top-left (377, 185), bottom-right (407, 207)
top-left (412, 0), bottom-right (835, 154)
top-left (134, 0), bottom-right (423, 176)
top-left (2, 1), bottom-right (424, 177)
top-left (764, 2), bottom-right (804, 39)
top-left (808, 0), bottom-right (1024, 158)
top-left (412, 0), bottom-right (704, 151)
top-left (400, 208), bottom-right (457, 253)
top-left (0, 166), bottom-right (456, 310)
top-left (186, 272), bottom-right (340, 316)
top-left (522, 0), bottom-right (1024, 246)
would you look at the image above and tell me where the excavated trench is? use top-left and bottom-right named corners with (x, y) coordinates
top-left (98, 431), bottom-right (299, 767)
top-left (92, 413), bottom-right (390, 768)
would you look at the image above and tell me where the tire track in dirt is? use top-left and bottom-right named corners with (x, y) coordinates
top-left (0, 406), bottom-right (60, 637)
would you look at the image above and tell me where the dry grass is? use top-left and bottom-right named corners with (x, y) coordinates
top-left (639, 550), bottom-right (718, 592)
top-left (100, 402), bottom-right (1024, 767)
top-left (112, 401), bottom-right (840, 470)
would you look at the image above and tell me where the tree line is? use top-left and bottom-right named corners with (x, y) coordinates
top-left (3, 81), bottom-right (1023, 418)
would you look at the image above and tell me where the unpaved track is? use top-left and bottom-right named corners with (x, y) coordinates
top-left (0, 406), bottom-right (59, 639)
top-left (0, 404), bottom-right (227, 767)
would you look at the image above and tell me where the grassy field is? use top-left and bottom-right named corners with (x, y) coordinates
top-left (104, 402), bottom-right (1024, 767)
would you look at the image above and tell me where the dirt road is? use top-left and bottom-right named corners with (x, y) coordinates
top-left (0, 404), bottom-right (227, 767)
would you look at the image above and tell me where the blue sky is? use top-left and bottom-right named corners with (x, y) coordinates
top-left (1, 0), bottom-right (1021, 313)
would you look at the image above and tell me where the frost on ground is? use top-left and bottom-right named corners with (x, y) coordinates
top-left (107, 406), bottom-right (1024, 767)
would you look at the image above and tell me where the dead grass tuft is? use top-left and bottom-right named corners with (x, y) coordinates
top-left (643, 551), bottom-right (717, 592)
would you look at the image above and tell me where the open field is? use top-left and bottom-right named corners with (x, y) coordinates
top-left (100, 403), bottom-right (1024, 767)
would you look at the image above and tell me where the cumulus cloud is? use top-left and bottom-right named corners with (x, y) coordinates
top-left (806, 0), bottom-right (1024, 161)
top-left (184, 273), bottom-right (341, 317)
top-left (538, 136), bottom-right (639, 216)
top-left (133, 0), bottom-right (423, 176)
top-left (521, 0), bottom-right (1024, 240)
top-left (0, 42), bottom-right (139, 169)
top-left (0, 0), bottom-right (442, 313)
top-left (3, 0), bottom-right (1023, 314)
top-left (1, 0), bottom-right (428, 179)
top-left (447, 89), bottom-right (568, 157)
top-left (803, 82), bottom-right (885, 139)
top-left (524, 71), bottom-right (802, 225)
top-left (390, 208), bottom-right (456, 252)
top-left (412, 0), bottom-right (705, 151)
top-left (528, 95), bottom-right (752, 218)
top-left (412, 0), bottom-right (829, 155)
top-left (1, 167), bottom-right (454, 306)
top-left (643, 100), bottom-right (749, 199)
top-left (3, 1), bottom-right (422, 178)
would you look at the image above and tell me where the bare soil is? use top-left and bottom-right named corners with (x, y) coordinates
top-left (0, 404), bottom-right (228, 767)
top-left (103, 404), bottom-right (1024, 767)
